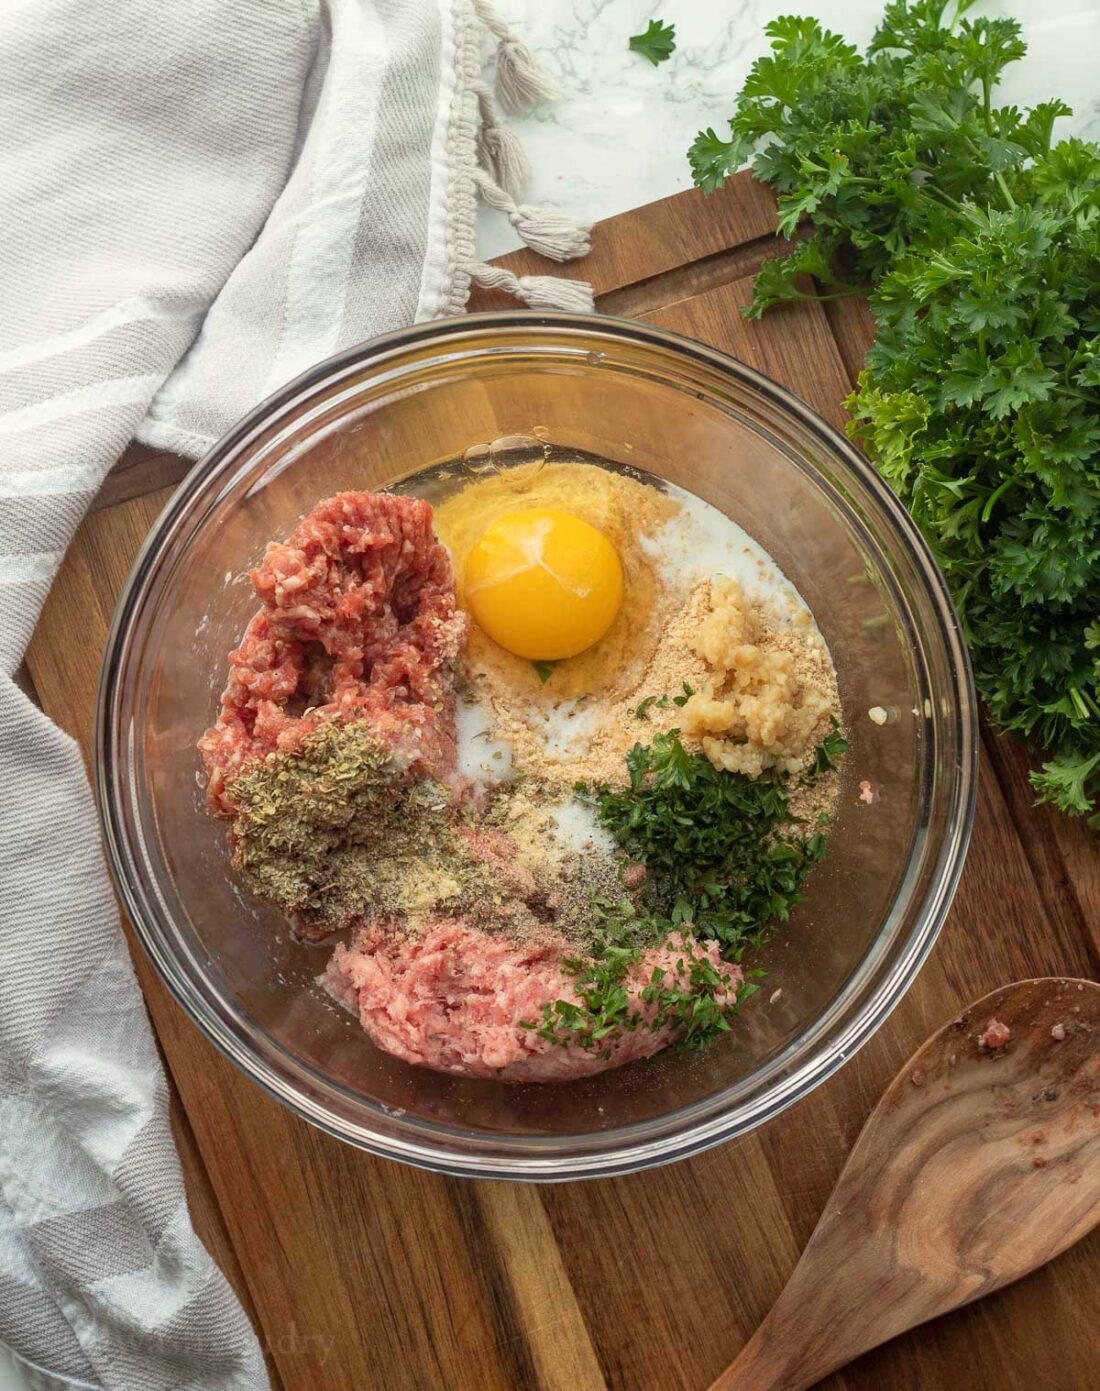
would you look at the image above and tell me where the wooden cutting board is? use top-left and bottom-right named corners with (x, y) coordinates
top-left (24, 171), bottom-right (1100, 1391)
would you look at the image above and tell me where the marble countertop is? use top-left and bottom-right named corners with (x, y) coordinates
top-left (476, 0), bottom-right (1100, 259)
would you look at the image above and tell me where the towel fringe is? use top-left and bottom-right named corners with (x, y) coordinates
top-left (473, 0), bottom-right (559, 114)
top-left (473, 79), bottom-right (529, 199)
top-left (453, 0), bottom-right (593, 317)
top-left (470, 263), bottom-right (595, 313)
top-left (472, 167), bottom-right (591, 262)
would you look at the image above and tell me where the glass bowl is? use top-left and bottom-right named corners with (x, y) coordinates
top-left (96, 312), bottom-right (976, 1180)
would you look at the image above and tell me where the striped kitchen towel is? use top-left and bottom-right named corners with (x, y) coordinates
top-left (0, 2), bottom-right (589, 1388)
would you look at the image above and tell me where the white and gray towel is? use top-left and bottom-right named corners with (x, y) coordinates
top-left (0, 2), bottom-right (590, 1386)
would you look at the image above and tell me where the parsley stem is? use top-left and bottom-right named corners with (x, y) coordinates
top-left (923, 186), bottom-right (965, 212)
top-left (789, 287), bottom-right (865, 303)
top-left (981, 476), bottom-right (1016, 523)
top-left (1070, 686), bottom-right (1092, 721)
top-left (994, 171), bottom-right (1016, 211)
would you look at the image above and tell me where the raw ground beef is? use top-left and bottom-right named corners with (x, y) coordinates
top-left (322, 921), bottom-right (743, 1082)
top-left (199, 491), bottom-right (466, 815)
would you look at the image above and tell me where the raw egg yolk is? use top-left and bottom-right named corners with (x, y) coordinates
top-left (464, 507), bottom-right (624, 660)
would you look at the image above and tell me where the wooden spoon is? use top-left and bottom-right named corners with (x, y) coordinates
top-left (711, 977), bottom-right (1100, 1391)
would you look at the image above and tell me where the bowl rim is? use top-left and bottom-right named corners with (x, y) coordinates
top-left (95, 309), bottom-right (977, 1180)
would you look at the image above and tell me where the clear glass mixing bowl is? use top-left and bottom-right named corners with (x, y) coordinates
top-left (96, 313), bottom-right (976, 1179)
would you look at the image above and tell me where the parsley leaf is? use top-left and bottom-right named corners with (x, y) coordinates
top-left (809, 716), bottom-right (850, 778)
top-left (688, 126), bottom-right (745, 192)
top-left (532, 659), bottom-right (557, 684)
top-left (629, 19), bottom-right (676, 67)
top-left (1032, 750), bottom-right (1100, 821)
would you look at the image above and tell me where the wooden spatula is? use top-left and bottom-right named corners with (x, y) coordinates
top-left (711, 977), bottom-right (1100, 1391)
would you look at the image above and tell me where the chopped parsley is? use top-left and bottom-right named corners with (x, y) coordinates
top-left (532, 946), bottom-right (761, 1053)
top-left (808, 716), bottom-right (850, 779)
top-left (636, 686), bottom-right (692, 720)
top-left (589, 731), bottom-right (827, 952)
top-left (532, 659), bottom-right (557, 684)
top-left (533, 728), bottom-right (843, 1051)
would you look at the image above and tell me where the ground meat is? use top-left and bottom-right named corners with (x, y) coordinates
top-left (199, 492), bottom-right (467, 814)
top-left (322, 922), bottom-right (743, 1082)
top-left (453, 825), bottom-right (540, 901)
top-left (978, 1017), bottom-right (1011, 1050)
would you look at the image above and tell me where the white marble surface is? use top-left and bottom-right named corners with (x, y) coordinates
top-left (477, 0), bottom-right (1100, 258)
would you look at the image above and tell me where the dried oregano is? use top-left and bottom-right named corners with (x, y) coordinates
top-left (226, 721), bottom-right (444, 931)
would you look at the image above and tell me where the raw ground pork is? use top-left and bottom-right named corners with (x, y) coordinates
top-left (322, 920), bottom-right (744, 1082)
top-left (199, 491), bottom-right (466, 815)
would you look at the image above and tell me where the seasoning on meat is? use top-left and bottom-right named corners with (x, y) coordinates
top-left (199, 491), bottom-right (466, 816)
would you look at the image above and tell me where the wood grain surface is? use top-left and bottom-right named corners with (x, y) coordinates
top-left (25, 170), bottom-right (1100, 1391)
top-left (713, 977), bottom-right (1100, 1391)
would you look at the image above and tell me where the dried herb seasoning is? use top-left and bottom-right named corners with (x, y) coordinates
top-left (227, 721), bottom-right (452, 932)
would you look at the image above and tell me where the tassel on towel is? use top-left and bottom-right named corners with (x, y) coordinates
top-left (474, 0), bottom-right (559, 114)
top-left (461, 0), bottom-right (594, 314)
top-left (473, 80), bottom-right (530, 199)
top-left (470, 264), bottom-right (595, 313)
top-left (473, 168), bottom-right (591, 263)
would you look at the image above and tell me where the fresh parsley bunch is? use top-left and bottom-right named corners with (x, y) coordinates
top-left (689, 0), bottom-right (1100, 822)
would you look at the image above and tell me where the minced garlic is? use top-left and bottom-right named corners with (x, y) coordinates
top-left (679, 576), bottom-right (837, 780)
